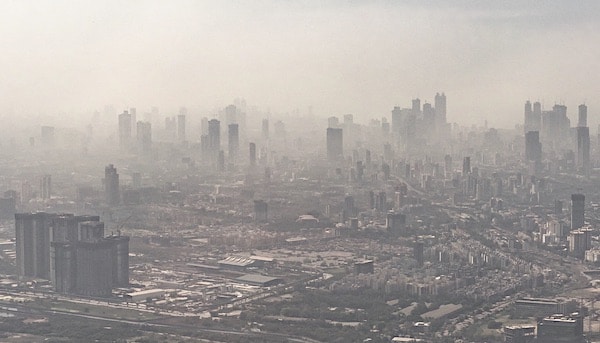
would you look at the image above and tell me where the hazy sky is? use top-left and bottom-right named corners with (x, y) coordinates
top-left (1, 1), bottom-right (599, 128)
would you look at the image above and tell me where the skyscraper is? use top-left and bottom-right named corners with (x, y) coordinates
top-left (571, 194), bottom-right (585, 230)
top-left (15, 212), bottom-right (54, 279)
top-left (118, 111), bottom-right (132, 149)
top-left (525, 131), bottom-right (542, 163)
top-left (228, 123), bottom-right (239, 163)
top-left (444, 155), bottom-right (452, 178)
top-left (208, 119), bottom-right (221, 156)
top-left (577, 126), bottom-right (590, 175)
top-left (326, 128), bottom-right (343, 161)
top-left (412, 98), bottom-right (421, 115)
top-left (434, 92), bottom-right (447, 124)
top-left (104, 164), bottom-right (120, 206)
top-left (578, 104), bottom-right (587, 128)
top-left (462, 156), bottom-right (471, 175)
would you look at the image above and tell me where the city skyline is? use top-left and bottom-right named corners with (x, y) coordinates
top-left (1, 1), bottom-right (599, 129)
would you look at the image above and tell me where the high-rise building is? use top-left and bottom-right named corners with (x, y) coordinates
top-left (16, 212), bottom-right (129, 296)
top-left (51, 229), bottom-right (129, 296)
top-left (536, 313), bottom-right (584, 343)
top-left (444, 155), bottom-right (452, 178)
top-left (525, 131), bottom-right (542, 163)
top-left (462, 156), bottom-right (471, 176)
top-left (208, 119), bottom-right (221, 156)
top-left (434, 92), bottom-right (447, 125)
top-left (15, 212), bottom-right (55, 279)
top-left (136, 121), bottom-right (152, 154)
top-left (105, 164), bottom-right (120, 206)
top-left (228, 124), bottom-right (239, 162)
top-left (578, 104), bottom-right (587, 128)
top-left (326, 128), bottom-right (343, 161)
top-left (386, 212), bottom-right (406, 232)
top-left (422, 102), bottom-right (435, 133)
top-left (541, 104), bottom-right (571, 149)
top-left (249, 142), bottom-right (256, 167)
top-left (391, 106), bottom-right (402, 138)
top-left (40, 174), bottom-right (52, 200)
top-left (524, 100), bottom-right (533, 132)
top-left (16, 213), bottom-right (101, 280)
top-left (503, 325), bottom-right (535, 343)
top-left (411, 98), bottom-right (421, 115)
top-left (118, 111), bottom-right (132, 148)
top-left (577, 126), bottom-right (590, 175)
top-left (571, 194), bottom-right (585, 230)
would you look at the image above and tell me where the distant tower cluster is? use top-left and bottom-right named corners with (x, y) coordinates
top-left (15, 213), bottom-right (129, 296)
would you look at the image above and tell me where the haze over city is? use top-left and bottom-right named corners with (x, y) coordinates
top-left (1, 0), bottom-right (599, 128)
top-left (2, 2), bottom-right (600, 343)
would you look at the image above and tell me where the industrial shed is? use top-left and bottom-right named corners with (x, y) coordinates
top-left (234, 274), bottom-right (283, 287)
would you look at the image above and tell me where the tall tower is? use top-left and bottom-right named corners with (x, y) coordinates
top-left (524, 100), bottom-right (533, 132)
top-left (15, 212), bottom-right (54, 279)
top-left (434, 92), bottom-right (447, 124)
top-left (578, 104), bottom-right (587, 128)
top-left (532, 101), bottom-right (542, 131)
top-left (462, 156), bottom-right (471, 175)
top-left (577, 127), bottom-right (590, 175)
top-left (104, 164), bottom-right (120, 206)
top-left (525, 131), bottom-right (542, 163)
top-left (228, 124), bottom-right (239, 163)
top-left (208, 119), bottom-right (221, 156)
top-left (326, 128), bottom-right (343, 161)
top-left (412, 98), bottom-right (421, 115)
top-left (118, 111), bottom-right (132, 149)
top-left (571, 194), bottom-right (585, 230)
